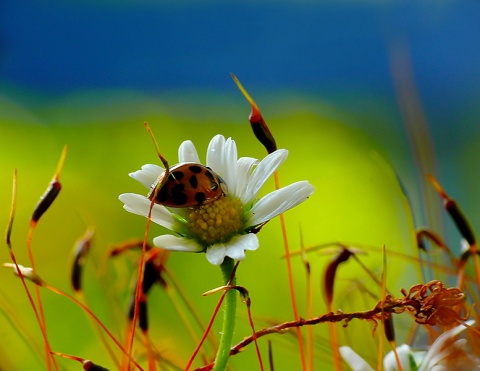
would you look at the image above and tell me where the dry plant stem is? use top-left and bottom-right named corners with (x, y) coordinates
top-left (376, 318), bottom-right (384, 371)
top-left (124, 237), bottom-right (149, 371)
top-left (390, 341), bottom-right (403, 371)
top-left (186, 290), bottom-right (228, 370)
top-left (230, 73), bottom-right (277, 154)
top-left (51, 352), bottom-right (110, 371)
top-left (201, 306), bottom-right (411, 369)
top-left (377, 246), bottom-right (387, 371)
top-left (427, 175), bottom-right (480, 295)
top-left (141, 330), bottom-right (156, 371)
top-left (299, 233), bottom-right (314, 371)
top-left (273, 170), bottom-right (307, 371)
top-left (24, 147), bottom-right (66, 371)
top-left (246, 302), bottom-right (264, 370)
top-left (5, 171), bottom-right (46, 367)
top-left (124, 198), bottom-right (156, 371)
top-left (27, 226), bottom-right (58, 371)
top-left (389, 44), bottom-right (442, 247)
top-left (233, 75), bottom-right (305, 368)
top-left (8, 251), bottom-right (54, 370)
top-left (8, 169), bottom-right (57, 371)
top-left (327, 311), bottom-right (341, 371)
top-left (164, 284), bottom-right (209, 360)
top-left (351, 253), bottom-right (390, 294)
top-left (0, 289), bottom-right (44, 367)
top-left (306, 273), bottom-right (314, 371)
top-left (123, 121), bottom-right (172, 370)
top-left (228, 286), bottom-right (467, 360)
top-left (324, 247), bottom-right (351, 371)
top-left (45, 284), bottom-right (144, 371)
top-left (268, 341), bottom-right (274, 371)
top-left (76, 291), bottom-right (121, 369)
top-left (164, 268), bottom-right (219, 351)
top-left (5, 169), bottom-right (16, 248)
top-left (229, 310), bottom-right (387, 355)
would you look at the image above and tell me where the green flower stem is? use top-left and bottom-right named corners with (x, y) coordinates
top-left (213, 257), bottom-right (237, 371)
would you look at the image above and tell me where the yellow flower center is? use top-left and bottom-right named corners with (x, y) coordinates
top-left (187, 196), bottom-right (244, 246)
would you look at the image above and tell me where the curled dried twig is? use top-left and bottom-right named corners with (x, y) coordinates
top-left (210, 280), bottom-right (467, 365)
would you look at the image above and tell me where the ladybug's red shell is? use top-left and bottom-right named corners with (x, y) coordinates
top-left (148, 163), bottom-right (227, 207)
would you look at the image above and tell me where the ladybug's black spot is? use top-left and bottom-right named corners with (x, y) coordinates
top-left (189, 165), bottom-right (203, 173)
top-left (154, 185), bottom-right (170, 203)
top-left (171, 171), bottom-right (185, 181)
top-left (194, 192), bottom-right (206, 204)
top-left (189, 175), bottom-right (198, 189)
top-left (171, 184), bottom-right (188, 205)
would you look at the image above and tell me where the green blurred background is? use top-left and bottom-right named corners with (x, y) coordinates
top-left (1, 1), bottom-right (479, 370)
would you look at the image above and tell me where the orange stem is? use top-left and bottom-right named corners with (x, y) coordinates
top-left (274, 171), bottom-right (307, 370)
top-left (26, 227), bottom-right (58, 371)
top-left (185, 291), bottom-right (227, 370)
top-left (45, 284), bottom-right (144, 371)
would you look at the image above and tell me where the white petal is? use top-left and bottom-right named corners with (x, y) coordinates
top-left (222, 138), bottom-right (238, 196)
top-left (383, 344), bottom-right (413, 371)
top-left (225, 234), bottom-right (259, 261)
top-left (426, 338), bottom-right (468, 369)
top-left (178, 140), bottom-right (200, 163)
top-left (119, 193), bottom-right (176, 230)
top-left (241, 149), bottom-right (288, 205)
top-left (153, 234), bottom-right (203, 252)
top-left (206, 243), bottom-right (226, 265)
top-left (129, 164), bottom-right (163, 189)
top-left (246, 181), bottom-right (315, 227)
top-left (429, 366), bottom-right (448, 371)
top-left (234, 157), bottom-right (258, 199)
top-left (206, 135), bottom-right (226, 177)
top-left (226, 247), bottom-right (245, 260)
top-left (339, 346), bottom-right (374, 371)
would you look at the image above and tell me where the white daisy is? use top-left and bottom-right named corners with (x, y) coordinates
top-left (119, 134), bottom-right (314, 265)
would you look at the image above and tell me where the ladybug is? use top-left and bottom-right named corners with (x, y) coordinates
top-left (148, 163), bottom-right (227, 207)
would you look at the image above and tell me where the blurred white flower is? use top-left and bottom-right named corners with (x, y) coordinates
top-left (340, 321), bottom-right (478, 371)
